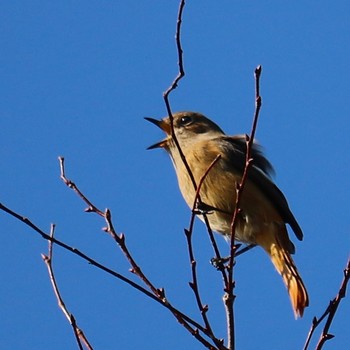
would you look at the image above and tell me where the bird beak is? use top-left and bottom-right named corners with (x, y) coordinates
top-left (145, 117), bottom-right (170, 149)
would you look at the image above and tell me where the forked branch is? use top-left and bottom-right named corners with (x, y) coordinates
top-left (303, 257), bottom-right (350, 350)
top-left (59, 156), bottom-right (227, 349)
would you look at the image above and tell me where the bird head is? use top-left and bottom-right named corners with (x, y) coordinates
top-left (145, 111), bottom-right (224, 151)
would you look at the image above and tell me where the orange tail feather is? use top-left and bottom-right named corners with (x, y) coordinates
top-left (257, 233), bottom-right (309, 318)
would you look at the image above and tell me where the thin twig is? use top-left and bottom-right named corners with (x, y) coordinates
top-left (42, 224), bottom-right (93, 350)
top-left (190, 156), bottom-right (225, 261)
top-left (163, 0), bottom-right (227, 344)
top-left (225, 65), bottom-right (263, 350)
top-left (59, 156), bottom-right (230, 348)
top-left (0, 201), bottom-right (216, 338)
top-left (57, 3), bottom-right (222, 348)
top-left (0, 201), bottom-right (160, 304)
top-left (163, 0), bottom-right (197, 194)
top-left (60, 156), bottom-right (163, 295)
top-left (163, 0), bottom-right (185, 100)
top-left (303, 257), bottom-right (350, 350)
top-left (188, 154), bottom-right (228, 283)
top-left (59, 157), bottom-right (161, 297)
top-left (163, 0), bottom-right (227, 285)
top-left (59, 158), bottom-right (104, 216)
top-left (185, 154), bottom-right (228, 350)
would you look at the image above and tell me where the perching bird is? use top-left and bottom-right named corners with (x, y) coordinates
top-left (146, 111), bottom-right (309, 318)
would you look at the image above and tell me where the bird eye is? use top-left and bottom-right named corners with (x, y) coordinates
top-left (179, 115), bottom-right (193, 126)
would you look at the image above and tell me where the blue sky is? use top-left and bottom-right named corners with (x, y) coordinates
top-left (1, 1), bottom-right (349, 349)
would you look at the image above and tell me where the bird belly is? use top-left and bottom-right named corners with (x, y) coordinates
top-left (177, 164), bottom-right (284, 245)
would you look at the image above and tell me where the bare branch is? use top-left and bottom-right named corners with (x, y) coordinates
top-left (225, 65), bottom-right (263, 350)
top-left (0, 201), bottom-right (162, 302)
top-left (42, 224), bottom-right (93, 350)
top-left (162, 0), bottom-right (198, 196)
top-left (163, 0), bottom-right (227, 269)
top-left (59, 157), bottom-right (104, 216)
top-left (162, 2), bottom-right (264, 348)
top-left (161, 2), bottom-right (229, 347)
top-left (59, 154), bottom-right (232, 348)
top-left (184, 154), bottom-right (228, 350)
top-left (303, 257), bottom-right (350, 350)
top-left (59, 157), bottom-right (162, 297)
top-left (163, 0), bottom-right (185, 100)
top-left (1, 199), bottom-right (219, 341)
top-left (187, 154), bottom-right (229, 284)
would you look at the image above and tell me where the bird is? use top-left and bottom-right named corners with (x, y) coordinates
top-left (145, 111), bottom-right (309, 318)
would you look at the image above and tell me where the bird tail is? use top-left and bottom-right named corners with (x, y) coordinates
top-left (256, 231), bottom-right (309, 318)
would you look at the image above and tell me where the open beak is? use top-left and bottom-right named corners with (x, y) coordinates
top-left (145, 117), bottom-right (170, 149)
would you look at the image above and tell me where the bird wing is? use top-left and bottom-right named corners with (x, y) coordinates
top-left (219, 135), bottom-right (303, 241)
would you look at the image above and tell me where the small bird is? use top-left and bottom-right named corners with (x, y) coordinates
top-left (146, 111), bottom-right (309, 318)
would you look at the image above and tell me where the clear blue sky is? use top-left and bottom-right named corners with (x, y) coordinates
top-left (1, 1), bottom-right (349, 349)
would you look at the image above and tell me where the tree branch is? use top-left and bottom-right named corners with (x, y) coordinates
top-left (303, 256), bottom-right (350, 350)
top-left (42, 224), bottom-right (93, 350)
top-left (185, 154), bottom-right (228, 350)
top-left (59, 156), bottom-right (161, 297)
top-left (1, 198), bottom-right (222, 343)
top-left (59, 155), bottom-right (231, 348)
top-left (225, 65), bottom-right (263, 350)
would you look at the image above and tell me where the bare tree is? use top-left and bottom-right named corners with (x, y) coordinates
top-left (0, 1), bottom-right (348, 349)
